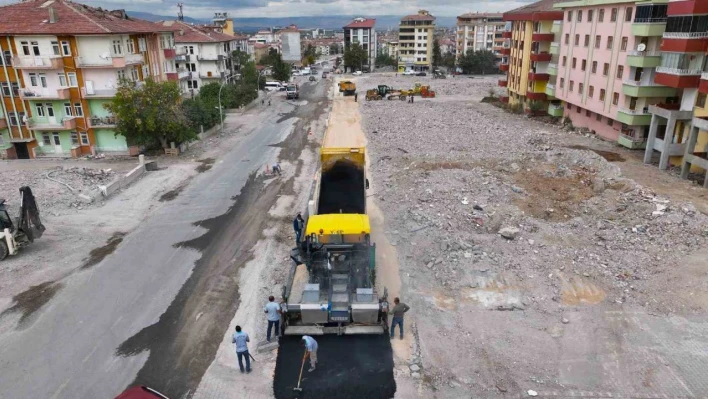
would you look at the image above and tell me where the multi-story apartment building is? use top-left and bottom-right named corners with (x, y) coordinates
top-left (343, 18), bottom-right (377, 72)
top-left (552, 0), bottom-right (676, 142)
top-left (398, 10), bottom-right (436, 72)
top-left (456, 13), bottom-right (506, 60)
top-left (280, 25), bottom-right (302, 64)
top-left (502, 0), bottom-right (564, 111)
top-left (643, 0), bottom-right (708, 174)
top-left (157, 20), bottom-right (235, 95)
top-left (0, 0), bottom-right (175, 159)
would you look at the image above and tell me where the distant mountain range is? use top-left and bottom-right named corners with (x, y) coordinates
top-left (125, 11), bottom-right (457, 31)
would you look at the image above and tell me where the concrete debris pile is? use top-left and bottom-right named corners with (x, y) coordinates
top-left (361, 92), bottom-right (708, 314)
top-left (364, 75), bottom-right (499, 97)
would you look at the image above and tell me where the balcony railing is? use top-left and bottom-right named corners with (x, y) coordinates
top-left (702, 72), bottom-right (708, 80)
top-left (197, 54), bottom-right (226, 61)
top-left (178, 69), bottom-right (192, 80)
top-left (546, 83), bottom-right (556, 90)
top-left (662, 32), bottom-right (708, 39)
top-left (634, 17), bottom-right (667, 23)
top-left (549, 103), bottom-right (563, 111)
top-left (548, 63), bottom-right (557, 69)
top-left (623, 79), bottom-right (657, 86)
top-left (618, 107), bottom-right (650, 116)
top-left (88, 116), bottom-right (117, 127)
top-left (11, 55), bottom-right (64, 69)
top-left (656, 66), bottom-right (702, 75)
top-left (28, 116), bottom-right (77, 130)
top-left (627, 50), bottom-right (661, 57)
top-left (19, 87), bottom-right (71, 100)
top-left (81, 88), bottom-right (117, 98)
top-left (75, 53), bottom-right (144, 68)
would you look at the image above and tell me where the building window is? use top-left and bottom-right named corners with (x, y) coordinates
top-left (565, 33), bottom-right (569, 45)
top-left (39, 73), bottom-right (47, 88)
top-left (138, 38), bottom-right (147, 52)
top-left (579, 83), bottom-right (584, 94)
top-left (600, 89), bottom-right (606, 101)
top-left (29, 73), bottom-right (38, 87)
top-left (42, 133), bottom-right (51, 146)
top-left (11, 82), bottom-right (19, 96)
top-left (577, 10), bottom-right (583, 22)
top-left (58, 73), bottom-right (67, 87)
top-left (581, 59), bottom-right (586, 71)
top-left (130, 67), bottom-right (139, 81)
top-left (567, 11), bottom-right (572, 22)
top-left (625, 7), bottom-right (633, 22)
top-left (611, 8), bottom-right (618, 22)
top-left (112, 40), bottom-right (123, 55)
top-left (187, 45), bottom-right (194, 54)
top-left (599, 9), bottom-right (605, 22)
top-left (9, 112), bottom-right (18, 126)
top-left (607, 36), bottom-right (613, 49)
top-left (187, 80), bottom-right (198, 89)
top-left (603, 63), bottom-right (609, 76)
top-left (64, 102), bottom-right (73, 116)
top-left (612, 92), bottom-right (619, 105)
top-left (595, 35), bottom-right (601, 48)
top-left (67, 72), bottom-right (78, 87)
top-left (698, 93), bottom-right (707, 108)
top-left (61, 41), bottom-right (71, 56)
top-left (74, 103), bottom-right (83, 117)
top-left (562, 56), bottom-right (567, 67)
top-left (36, 103), bottom-right (45, 117)
top-left (589, 86), bottom-right (594, 98)
top-left (20, 41), bottom-right (30, 55)
top-left (52, 132), bottom-right (60, 146)
top-left (596, 113), bottom-right (602, 122)
top-left (560, 78), bottom-right (565, 88)
top-left (607, 118), bottom-right (613, 126)
top-left (588, 9), bottom-right (594, 22)
top-left (584, 35), bottom-right (590, 47)
top-left (574, 34), bottom-right (579, 46)
top-left (586, 110), bottom-right (592, 117)
top-left (617, 65), bottom-right (624, 79)
top-left (80, 132), bottom-right (90, 145)
top-left (117, 70), bottom-right (126, 80)
top-left (567, 102), bottom-right (572, 109)
top-left (51, 41), bottom-right (60, 56)
top-left (127, 39), bottom-right (135, 54)
top-left (577, 105), bottom-right (582, 113)
top-left (570, 80), bottom-right (574, 91)
top-left (620, 37), bottom-right (628, 51)
top-left (71, 132), bottom-right (79, 145)
top-left (592, 61), bottom-right (598, 73)
top-left (31, 41), bottom-right (40, 56)
top-left (0, 82), bottom-right (8, 96)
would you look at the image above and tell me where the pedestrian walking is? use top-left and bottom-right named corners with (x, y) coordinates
top-left (410, 95), bottom-right (414, 103)
top-left (389, 297), bottom-right (410, 339)
top-left (272, 163), bottom-right (281, 176)
top-left (261, 99), bottom-right (265, 106)
top-left (293, 212), bottom-right (304, 244)
top-left (268, 99), bottom-right (271, 106)
top-left (302, 335), bottom-right (318, 372)
top-left (354, 92), bottom-right (358, 102)
top-left (264, 296), bottom-right (282, 342)
top-left (232, 325), bottom-right (251, 373)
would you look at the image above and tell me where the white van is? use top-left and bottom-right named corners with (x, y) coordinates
top-left (264, 81), bottom-right (283, 91)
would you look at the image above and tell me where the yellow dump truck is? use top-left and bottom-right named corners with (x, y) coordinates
top-left (282, 145), bottom-right (389, 336)
top-left (338, 80), bottom-right (357, 96)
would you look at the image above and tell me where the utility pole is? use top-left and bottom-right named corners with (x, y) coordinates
top-left (177, 2), bottom-right (184, 21)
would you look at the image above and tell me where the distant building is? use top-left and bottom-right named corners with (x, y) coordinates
top-left (212, 12), bottom-right (234, 36)
top-left (398, 10), bottom-right (436, 72)
top-left (343, 17), bottom-right (377, 72)
top-left (279, 25), bottom-right (302, 63)
top-left (456, 12), bottom-right (505, 59)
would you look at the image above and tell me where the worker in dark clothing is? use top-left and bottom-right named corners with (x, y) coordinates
top-left (293, 213), bottom-right (304, 244)
top-left (354, 92), bottom-right (358, 102)
top-left (389, 297), bottom-right (410, 339)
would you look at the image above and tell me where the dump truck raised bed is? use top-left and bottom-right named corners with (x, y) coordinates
top-left (282, 146), bottom-right (389, 335)
top-left (338, 80), bottom-right (356, 96)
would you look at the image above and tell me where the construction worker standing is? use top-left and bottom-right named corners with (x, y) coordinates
top-left (232, 325), bottom-right (251, 373)
top-left (293, 212), bottom-right (304, 244)
top-left (389, 297), bottom-right (410, 340)
top-left (264, 296), bottom-right (282, 342)
top-left (302, 335), bottom-right (318, 372)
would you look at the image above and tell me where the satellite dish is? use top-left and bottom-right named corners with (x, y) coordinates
top-left (637, 43), bottom-right (647, 52)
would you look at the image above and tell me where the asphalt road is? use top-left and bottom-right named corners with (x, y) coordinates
top-left (0, 80), bottom-right (328, 399)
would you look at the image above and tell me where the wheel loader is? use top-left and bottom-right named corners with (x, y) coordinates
top-left (0, 187), bottom-right (45, 260)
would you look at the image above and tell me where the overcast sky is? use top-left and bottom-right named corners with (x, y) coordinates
top-left (1, 0), bottom-right (536, 19)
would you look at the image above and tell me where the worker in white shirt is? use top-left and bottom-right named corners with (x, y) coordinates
top-left (302, 335), bottom-right (319, 372)
top-left (264, 295), bottom-right (282, 342)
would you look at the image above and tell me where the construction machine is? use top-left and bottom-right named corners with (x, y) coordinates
top-left (366, 85), bottom-right (407, 101)
top-left (282, 145), bottom-right (389, 336)
top-left (338, 80), bottom-right (356, 96)
top-left (408, 83), bottom-right (436, 98)
top-left (433, 70), bottom-right (447, 79)
top-left (0, 187), bottom-right (45, 260)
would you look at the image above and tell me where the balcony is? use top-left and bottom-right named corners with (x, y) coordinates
top-left (75, 53), bottom-right (144, 68)
top-left (655, 67), bottom-right (702, 88)
top-left (548, 63), bottom-right (558, 75)
top-left (498, 79), bottom-right (508, 87)
top-left (502, 31), bottom-right (512, 39)
top-left (80, 88), bottom-right (117, 99)
top-left (660, 33), bottom-right (708, 52)
top-left (528, 72), bottom-right (550, 82)
top-left (178, 69), bottom-right (192, 80)
top-left (88, 115), bottom-right (117, 128)
top-left (550, 42), bottom-right (559, 55)
top-left (19, 87), bottom-right (71, 101)
top-left (0, 116), bottom-right (7, 130)
top-left (500, 63), bottom-right (509, 72)
top-left (617, 107), bottom-right (652, 126)
top-left (662, 32), bottom-right (708, 40)
top-left (699, 72), bottom-right (708, 94)
top-left (166, 72), bottom-right (179, 82)
top-left (175, 54), bottom-right (192, 62)
top-left (199, 71), bottom-right (226, 79)
top-left (626, 50), bottom-right (662, 68)
top-left (545, 83), bottom-right (556, 97)
top-left (501, 47), bottom-right (510, 55)
top-left (532, 33), bottom-right (555, 42)
top-left (526, 91), bottom-right (547, 101)
top-left (631, 18), bottom-right (667, 37)
top-left (551, 21), bottom-right (562, 34)
top-left (197, 54), bottom-right (226, 62)
top-left (29, 116), bottom-right (78, 131)
top-left (622, 79), bottom-right (677, 97)
top-left (11, 55), bottom-right (64, 70)
top-left (548, 103), bottom-right (563, 117)
top-left (618, 131), bottom-right (647, 150)
top-left (163, 48), bottom-right (176, 58)
top-left (530, 52), bottom-right (552, 62)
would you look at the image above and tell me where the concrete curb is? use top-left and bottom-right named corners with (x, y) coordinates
top-left (98, 156), bottom-right (147, 198)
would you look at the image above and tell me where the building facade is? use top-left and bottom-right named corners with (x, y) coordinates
top-left (0, 0), bottom-right (175, 159)
top-left (343, 18), bottom-right (377, 72)
top-left (456, 13), bottom-right (506, 60)
top-left (398, 10), bottom-right (436, 72)
top-left (502, 0), bottom-right (564, 112)
top-left (280, 25), bottom-right (302, 63)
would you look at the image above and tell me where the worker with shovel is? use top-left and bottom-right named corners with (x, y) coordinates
top-left (302, 335), bottom-right (318, 372)
top-left (232, 325), bottom-right (252, 373)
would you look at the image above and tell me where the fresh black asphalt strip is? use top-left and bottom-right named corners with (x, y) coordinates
top-left (274, 335), bottom-right (396, 399)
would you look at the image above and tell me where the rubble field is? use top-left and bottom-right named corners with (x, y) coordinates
top-left (359, 75), bottom-right (708, 396)
top-left (358, 73), bottom-right (502, 98)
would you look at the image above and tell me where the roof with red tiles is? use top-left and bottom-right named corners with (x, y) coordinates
top-left (503, 0), bottom-right (565, 21)
top-left (156, 20), bottom-right (235, 43)
top-left (401, 11), bottom-right (436, 22)
top-left (344, 18), bottom-right (376, 29)
top-left (277, 24), bottom-right (299, 33)
top-left (0, 0), bottom-right (172, 35)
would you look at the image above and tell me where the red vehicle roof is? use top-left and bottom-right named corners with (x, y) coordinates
top-left (115, 386), bottom-right (169, 399)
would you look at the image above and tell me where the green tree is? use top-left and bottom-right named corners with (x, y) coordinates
top-left (259, 48), bottom-right (279, 66)
top-left (375, 53), bottom-right (396, 67)
top-left (343, 43), bottom-right (367, 72)
top-left (270, 52), bottom-right (292, 82)
top-left (457, 50), bottom-right (498, 74)
top-left (105, 79), bottom-right (195, 149)
top-left (432, 39), bottom-right (442, 68)
top-left (329, 43), bottom-right (339, 55)
top-left (241, 61), bottom-right (265, 88)
top-left (231, 49), bottom-right (250, 71)
top-left (441, 52), bottom-right (456, 70)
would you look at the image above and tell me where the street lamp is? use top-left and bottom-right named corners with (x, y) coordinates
top-left (218, 73), bottom-right (239, 132)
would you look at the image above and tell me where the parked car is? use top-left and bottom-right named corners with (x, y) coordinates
top-left (415, 72), bottom-right (427, 76)
top-left (402, 70), bottom-right (416, 76)
top-left (115, 386), bottom-right (170, 399)
top-left (353, 70), bottom-right (362, 76)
